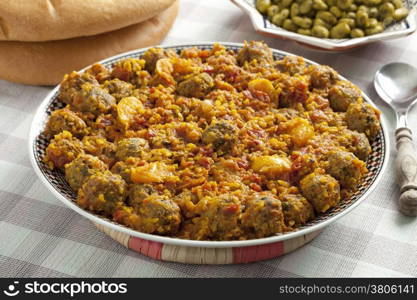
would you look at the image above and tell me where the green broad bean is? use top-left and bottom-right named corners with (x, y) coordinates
top-left (346, 12), bottom-right (357, 18)
top-left (272, 9), bottom-right (290, 26)
top-left (330, 22), bottom-right (351, 38)
top-left (290, 3), bottom-right (300, 17)
top-left (338, 17), bottom-right (356, 28)
top-left (312, 24), bottom-right (330, 37)
top-left (368, 7), bottom-right (379, 18)
top-left (337, 0), bottom-right (353, 10)
top-left (283, 19), bottom-right (299, 31)
top-left (313, 0), bottom-right (329, 10)
top-left (357, 5), bottom-right (368, 12)
top-left (267, 5), bottom-right (281, 19)
top-left (393, 7), bottom-right (409, 21)
top-left (379, 2), bottom-right (395, 18)
top-left (297, 28), bottom-right (312, 35)
top-left (256, 0), bottom-right (271, 13)
top-left (365, 23), bottom-right (384, 34)
top-left (330, 6), bottom-right (343, 17)
top-left (366, 18), bottom-right (378, 28)
top-left (292, 16), bottom-right (313, 28)
top-left (356, 10), bottom-right (369, 27)
top-left (281, 0), bottom-right (294, 8)
top-left (317, 11), bottom-right (338, 24)
top-left (314, 18), bottom-right (332, 29)
top-left (382, 16), bottom-right (394, 26)
top-left (392, 0), bottom-right (403, 8)
top-left (350, 28), bottom-right (365, 37)
top-left (348, 4), bottom-right (358, 11)
top-left (300, 0), bottom-right (314, 14)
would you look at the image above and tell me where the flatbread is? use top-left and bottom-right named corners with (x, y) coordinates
top-left (0, 0), bottom-right (176, 41)
top-left (0, 1), bottom-right (179, 86)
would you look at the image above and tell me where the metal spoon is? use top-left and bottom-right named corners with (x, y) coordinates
top-left (374, 62), bottom-right (417, 216)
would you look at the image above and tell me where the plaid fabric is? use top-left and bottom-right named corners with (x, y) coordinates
top-left (1, 0), bottom-right (417, 278)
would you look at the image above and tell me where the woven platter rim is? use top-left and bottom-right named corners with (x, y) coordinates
top-left (231, 0), bottom-right (417, 51)
top-left (29, 41), bottom-right (390, 248)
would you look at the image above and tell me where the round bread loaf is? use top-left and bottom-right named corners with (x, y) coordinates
top-left (0, 0), bottom-right (176, 41)
top-left (0, 1), bottom-right (179, 86)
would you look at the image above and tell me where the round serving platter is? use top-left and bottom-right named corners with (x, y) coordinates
top-left (29, 42), bottom-right (390, 264)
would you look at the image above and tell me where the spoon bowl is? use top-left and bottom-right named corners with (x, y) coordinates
top-left (374, 62), bottom-right (417, 113)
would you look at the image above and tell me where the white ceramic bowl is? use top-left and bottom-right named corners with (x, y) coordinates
top-left (29, 42), bottom-right (389, 252)
top-left (231, 0), bottom-right (417, 51)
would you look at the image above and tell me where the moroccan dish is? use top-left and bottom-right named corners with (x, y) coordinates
top-left (43, 41), bottom-right (381, 241)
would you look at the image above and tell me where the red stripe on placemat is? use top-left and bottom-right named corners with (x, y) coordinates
top-left (128, 237), bottom-right (163, 260)
top-left (233, 241), bottom-right (284, 263)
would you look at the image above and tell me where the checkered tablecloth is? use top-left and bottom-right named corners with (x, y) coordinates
top-left (1, 0), bottom-right (417, 278)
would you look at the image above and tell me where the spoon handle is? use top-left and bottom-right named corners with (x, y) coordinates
top-left (395, 127), bottom-right (417, 216)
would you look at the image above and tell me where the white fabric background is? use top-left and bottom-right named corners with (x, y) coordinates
top-left (0, 0), bottom-right (416, 277)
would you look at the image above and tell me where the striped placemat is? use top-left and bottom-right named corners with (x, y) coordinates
top-left (95, 223), bottom-right (322, 264)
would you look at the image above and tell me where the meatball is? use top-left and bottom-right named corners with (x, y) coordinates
top-left (103, 79), bottom-right (133, 101)
top-left (202, 121), bottom-right (237, 155)
top-left (346, 102), bottom-right (380, 140)
top-left (65, 154), bottom-right (108, 191)
top-left (339, 129), bottom-right (372, 161)
top-left (351, 132), bottom-right (372, 161)
top-left (192, 195), bottom-right (242, 240)
top-left (77, 170), bottom-right (127, 216)
top-left (241, 194), bottom-right (285, 238)
top-left (236, 41), bottom-right (273, 66)
top-left (281, 193), bottom-right (315, 227)
top-left (115, 138), bottom-right (149, 161)
top-left (177, 73), bottom-right (214, 98)
top-left (328, 81), bottom-right (362, 112)
top-left (300, 172), bottom-right (341, 213)
top-left (135, 195), bottom-right (181, 235)
top-left (308, 65), bottom-right (338, 89)
top-left (44, 131), bottom-right (84, 169)
top-left (45, 108), bottom-right (87, 138)
top-left (326, 150), bottom-right (367, 189)
top-left (128, 184), bottom-right (156, 208)
top-left (59, 71), bottom-right (99, 105)
top-left (275, 55), bottom-right (306, 75)
top-left (71, 83), bottom-right (116, 116)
